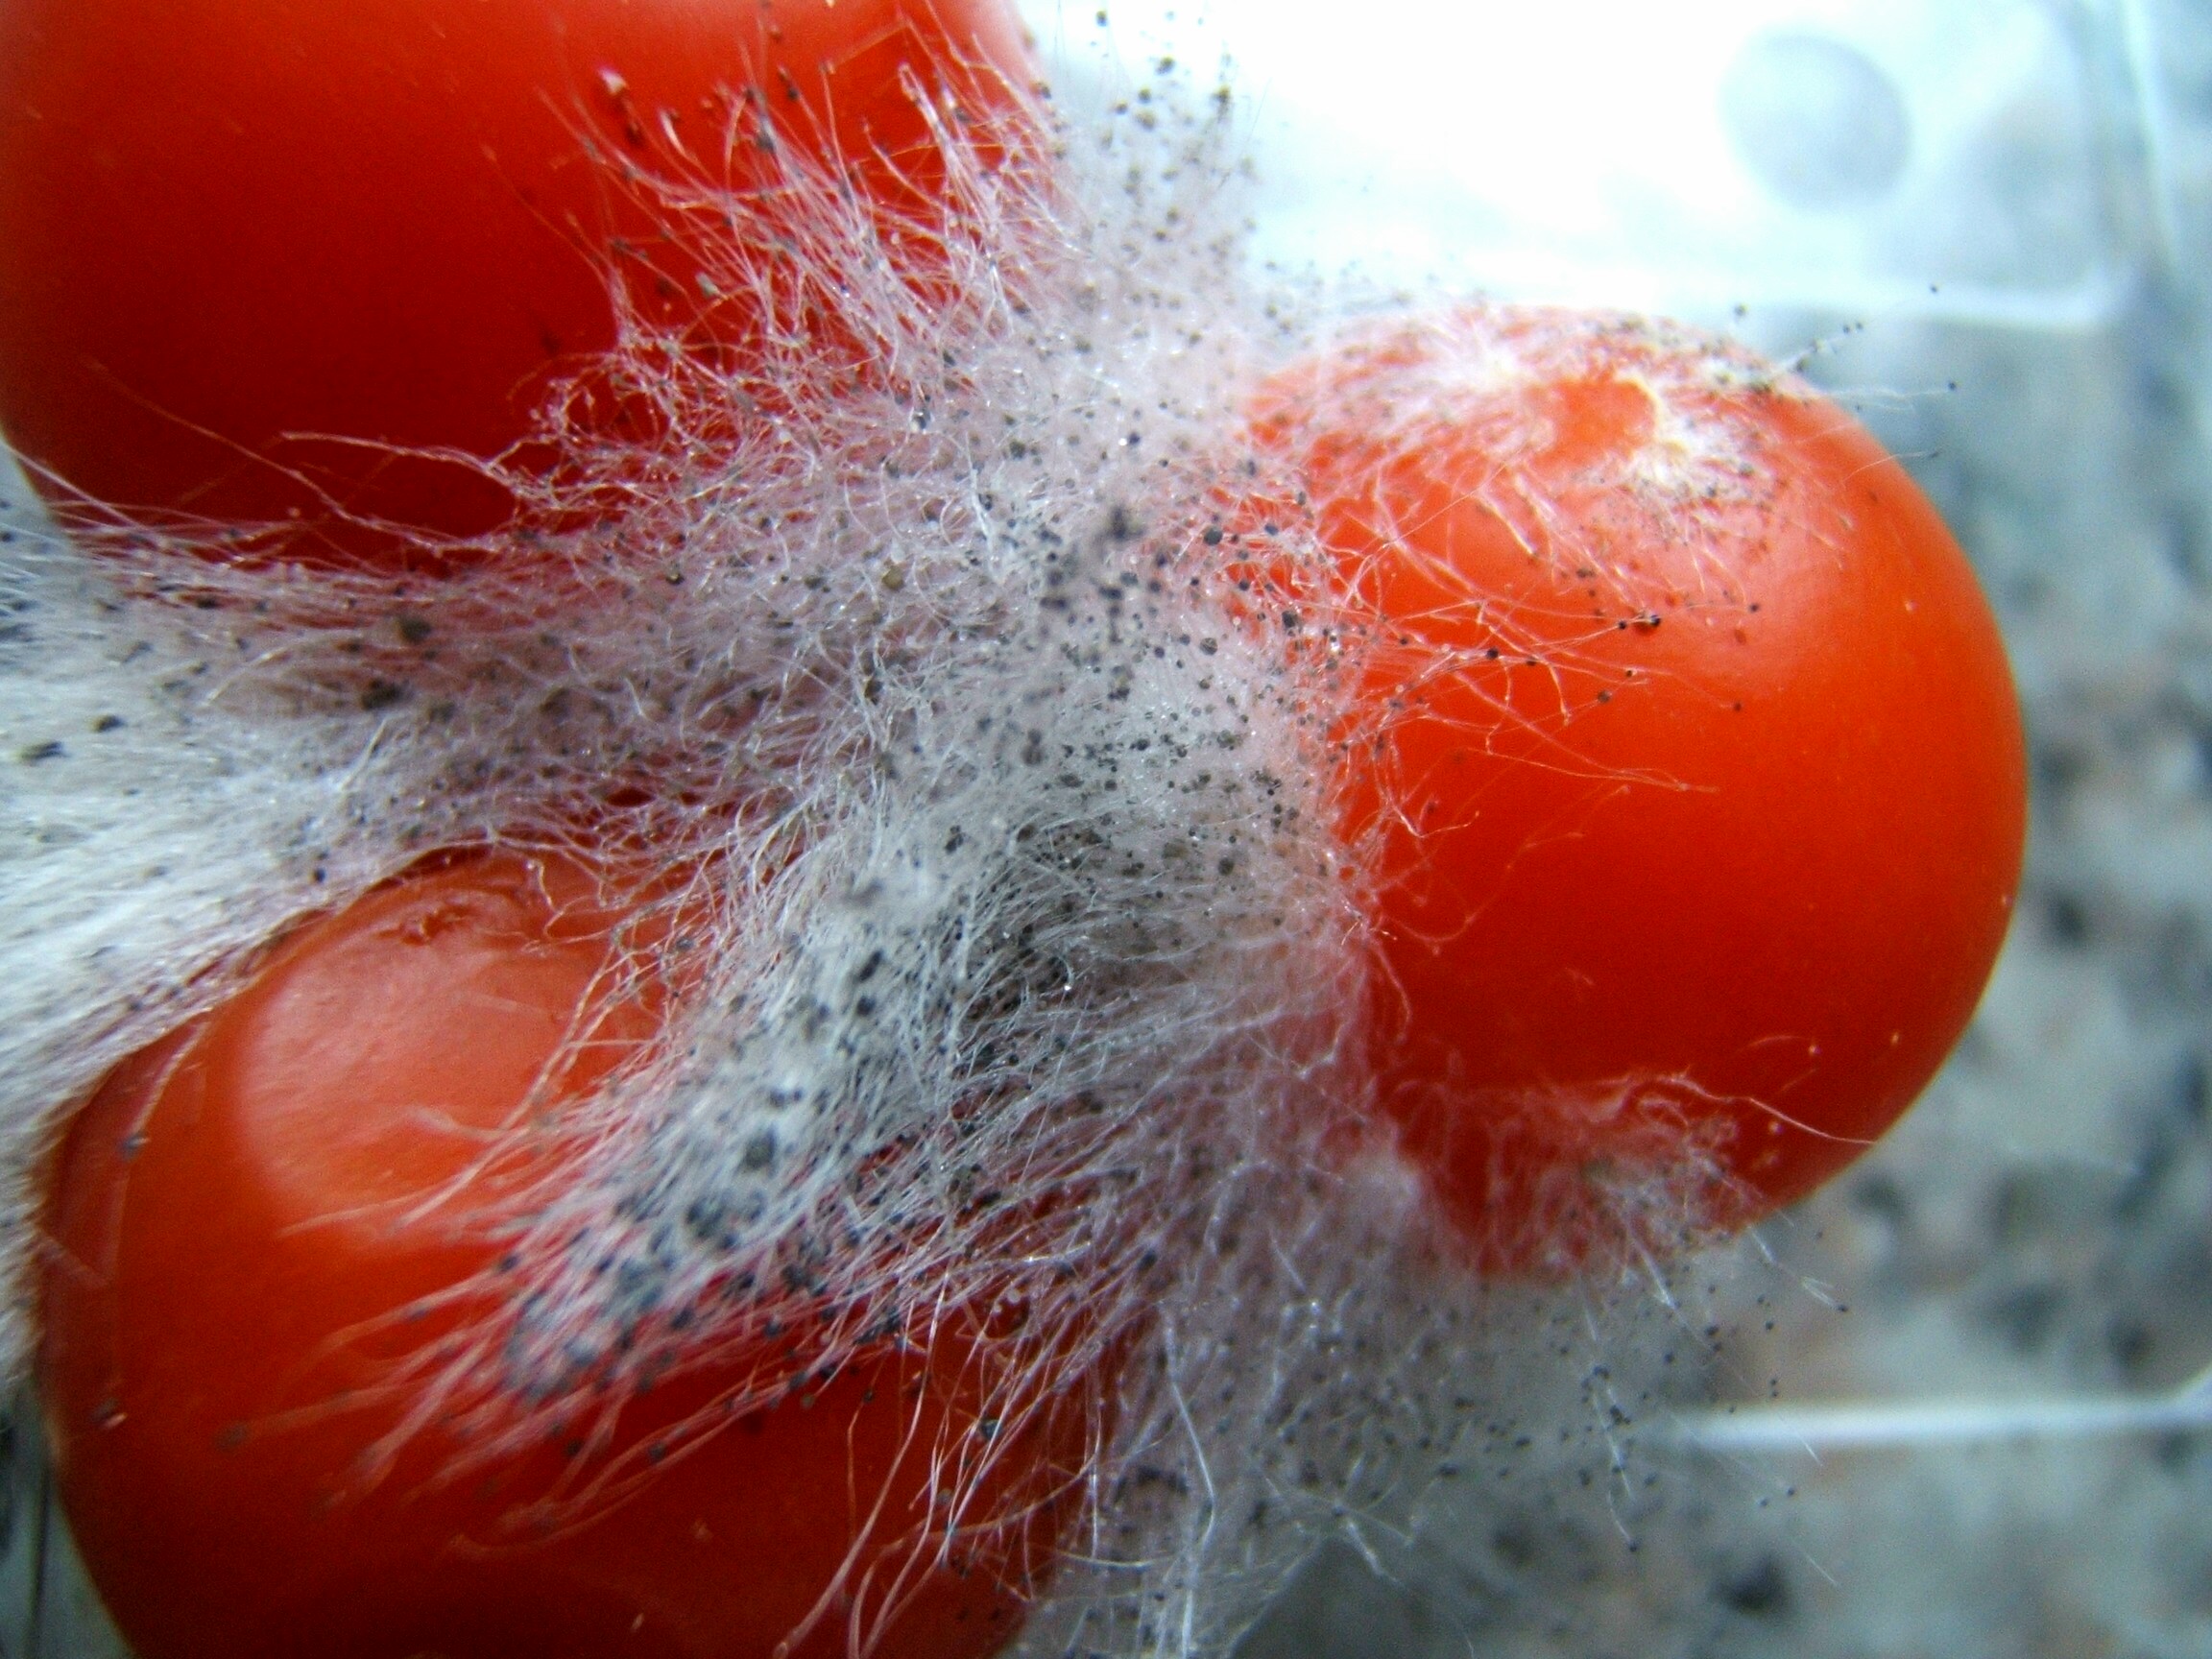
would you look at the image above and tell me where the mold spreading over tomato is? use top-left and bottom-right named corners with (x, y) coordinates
top-left (1241, 307), bottom-right (2026, 1272)
top-left (0, 0), bottom-right (1040, 570)
top-left (0, 6), bottom-right (2023, 1657)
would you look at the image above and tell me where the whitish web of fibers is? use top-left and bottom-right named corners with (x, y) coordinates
top-left (0, 53), bottom-right (1805, 1658)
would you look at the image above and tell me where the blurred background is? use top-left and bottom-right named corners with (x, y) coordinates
top-left (7, 0), bottom-right (2211, 1652)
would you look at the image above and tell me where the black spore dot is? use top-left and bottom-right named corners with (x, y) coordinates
top-left (1717, 1554), bottom-right (1792, 1618)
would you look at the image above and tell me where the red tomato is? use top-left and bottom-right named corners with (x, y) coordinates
top-left (0, 0), bottom-right (1035, 568)
top-left (1245, 307), bottom-right (2027, 1268)
top-left (39, 848), bottom-right (1094, 1659)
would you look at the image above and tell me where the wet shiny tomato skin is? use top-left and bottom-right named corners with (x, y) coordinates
top-left (0, 0), bottom-right (1034, 567)
top-left (39, 849), bottom-right (1084, 1658)
top-left (1251, 309), bottom-right (2027, 1267)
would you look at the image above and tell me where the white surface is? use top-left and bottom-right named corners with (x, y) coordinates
top-left (1023, 0), bottom-right (2142, 323)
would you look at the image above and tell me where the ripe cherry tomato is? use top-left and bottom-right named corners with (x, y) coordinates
top-left (1246, 307), bottom-right (2027, 1268)
top-left (0, 0), bottom-right (1035, 568)
top-left (39, 848), bottom-right (1093, 1659)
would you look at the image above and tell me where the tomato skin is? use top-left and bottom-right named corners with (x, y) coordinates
top-left (1249, 309), bottom-right (2027, 1265)
top-left (39, 849), bottom-right (1088, 1659)
top-left (0, 0), bottom-right (1034, 568)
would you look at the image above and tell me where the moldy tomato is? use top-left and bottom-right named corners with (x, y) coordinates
top-left (39, 848), bottom-right (1093, 1658)
top-left (0, 0), bottom-right (1035, 569)
top-left (1247, 306), bottom-right (2027, 1269)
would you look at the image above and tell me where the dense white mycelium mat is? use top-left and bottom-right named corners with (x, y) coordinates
top-left (0, 47), bottom-right (1762, 1654)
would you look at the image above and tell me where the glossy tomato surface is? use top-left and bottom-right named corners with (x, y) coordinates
top-left (1249, 308), bottom-right (2027, 1267)
top-left (39, 849), bottom-right (1089, 1658)
top-left (0, 0), bottom-right (1034, 567)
